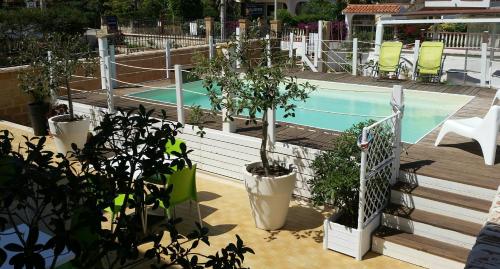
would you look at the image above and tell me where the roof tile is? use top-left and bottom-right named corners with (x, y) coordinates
top-left (343, 4), bottom-right (401, 14)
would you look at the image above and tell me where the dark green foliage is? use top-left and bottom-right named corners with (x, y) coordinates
top-left (309, 120), bottom-right (375, 228)
top-left (0, 106), bottom-right (253, 269)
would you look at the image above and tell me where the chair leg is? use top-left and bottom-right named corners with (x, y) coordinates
top-left (142, 207), bottom-right (148, 234)
top-left (111, 211), bottom-right (115, 231)
top-left (477, 138), bottom-right (497, 166)
top-left (434, 123), bottom-right (451, 146)
top-left (196, 202), bottom-right (203, 228)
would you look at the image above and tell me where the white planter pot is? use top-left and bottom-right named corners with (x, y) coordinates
top-left (48, 115), bottom-right (90, 154)
top-left (323, 212), bottom-right (380, 260)
top-left (243, 161), bottom-right (296, 230)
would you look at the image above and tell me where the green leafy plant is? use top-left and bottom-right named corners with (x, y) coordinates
top-left (0, 105), bottom-right (253, 269)
top-left (194, 32), bottom-right (316, 176)
top-left (309, 120), bottom-right (375, 228)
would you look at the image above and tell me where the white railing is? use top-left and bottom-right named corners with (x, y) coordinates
top-left (425, 31), bottom-right (500, 49)
top-left (355, 86), bottom-right (403, 259)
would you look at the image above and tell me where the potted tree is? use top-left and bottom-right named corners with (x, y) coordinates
top-left (309, 120), bottom-right (387, 258)
top-left (17, 38), bottom-right (53, 136)
top-left (194, 33), bottom-right (315, 230)
top-left (45, 34), bottom-right (96, 154)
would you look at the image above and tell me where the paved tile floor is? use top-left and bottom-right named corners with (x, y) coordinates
top-left (0, 122), bottom-right (419, 268)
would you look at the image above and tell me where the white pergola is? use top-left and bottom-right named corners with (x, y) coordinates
top-left (374, 17), bottom-right (500, 54)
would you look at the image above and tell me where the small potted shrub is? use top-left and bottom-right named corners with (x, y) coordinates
top-left (16, 38), bottom-right (54, 136)
top-left (309, 120), bottom-right (379, 258)
top-left (195, 32), bottom-right (315, 230)
top-left (44, 34), bottom-right (96, 154)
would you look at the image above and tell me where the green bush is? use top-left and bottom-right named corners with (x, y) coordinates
top-left (309, 120), bottom-right (375, 228)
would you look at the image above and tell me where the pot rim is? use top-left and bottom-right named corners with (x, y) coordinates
top-left (244, 161), bottom-right (296, 180)
top-left (49, 114), bottom-right (89, 123)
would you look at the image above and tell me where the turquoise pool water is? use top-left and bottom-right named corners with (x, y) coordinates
top-left (128, 80), bottom-right (473, 143)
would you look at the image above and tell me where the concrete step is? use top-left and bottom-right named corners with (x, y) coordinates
top-left (372, 227), bottom-right (468, 269)
top-left (399, 171), bottom-right (496, 201)
top-left (391, 182), bottom-right (490, 224)
top-left (382, 203), bottom-right (481, 249)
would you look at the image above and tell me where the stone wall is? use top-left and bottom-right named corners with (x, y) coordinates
top-left (0, 66), bottom-right (32, 126)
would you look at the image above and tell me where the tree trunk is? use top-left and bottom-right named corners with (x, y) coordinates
top-left (66, 79), bottom-right (74, 121)
top-left (260, 111), bottom-right (270, 176)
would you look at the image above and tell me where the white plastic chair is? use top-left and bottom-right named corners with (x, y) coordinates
top-left (434, 90), bottom-right (500, 165)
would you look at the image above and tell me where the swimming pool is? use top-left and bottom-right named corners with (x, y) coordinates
top-left (128, 80), bottom-right (473, 144)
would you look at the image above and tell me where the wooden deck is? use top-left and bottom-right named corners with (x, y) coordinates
top-left (70, 73), bottom-right (500, 191)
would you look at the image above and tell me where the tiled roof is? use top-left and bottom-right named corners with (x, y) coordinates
top-left (343, 4), bottom-right (401, 14)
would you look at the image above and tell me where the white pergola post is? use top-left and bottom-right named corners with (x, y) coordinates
top-left (209, 35), bottom-right (215, 60)
top-left (352, 38), bottom-right (358, 76)
top-left (412, 39), bottom-right (421, 80)
top-left (108, 45), bottom-right (117, 88)
top-left (391, 85), bottom-right (404, 185)
top-left (301, 35), bottom-right (307, 57)
top-left (266, 34), bottom-right (271, 67)
top-left (174, 65), bottom-right (185, 125)
top-left (165, 39), bottom-right (171, 79)
top-left (316, 20), bottom-right (323, 68)
top-left (480, 42), bottom-right (488, 87)
top-left (289, 32), bottom-right (294, 59)
top-left (267, 108), bottom-right (276, 145)
top-left (104, 56), bottom-right (114, 113)
top-left (375, 22), bottom-right (384, 56)
top-left (98, 36), bottom-right (108, 90)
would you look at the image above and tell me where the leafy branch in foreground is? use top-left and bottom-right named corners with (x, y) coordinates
top-left (0, 105), bottom-right (253, 269)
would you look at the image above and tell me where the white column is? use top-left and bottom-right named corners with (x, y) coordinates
top-left (391, 85), bottom-right (404, 185)
top-left (47, 51), bottom-right (56, 104)
top-left (209, 35), bottom-right (215, 59)
top-left (236, 27), bottom-right (241, 68)
top-left (480, 42), bottom-right (488, 87)
top-left (267, 108), bottom-right (276, 145)
top-left (165, 39), bottom-right (171, 79)
top-left (104, 56), bottom-right (114, 113)
top-left (174, 65), bottom-right (185, 125)
top-left (266, 34), bottom-right (271, 67)
top-left (301, 35), bottom-right (306, 58)
top-left (375, 22), bottom-right (384, 56)
top-left (412, 39), bottom-right (420, 80)
top-left (98, 36), bottom-right (108, 90)
top-left (289, 32), bottom-right (294, 59)
top-left (317, 20), bottom-right (323, 66)
top-left (108, 45), bottom-right (117, 88)
top-left (352, 38), bottom-right (358, 76)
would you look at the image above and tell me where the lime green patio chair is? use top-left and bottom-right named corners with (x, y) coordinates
top-left (166, 138), bottom-right (185, 156)
top-left (372, 41), bottom-right (403, 78)
top-left (157, 164), bottom-right (202, 227)
top-left (415, 41), bottom-right (445, 82)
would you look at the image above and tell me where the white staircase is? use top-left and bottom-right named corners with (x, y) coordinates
top-left (372, 173), bottom-right (493, 269)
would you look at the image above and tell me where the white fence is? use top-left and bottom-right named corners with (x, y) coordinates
top-left (425, 31), bottom-right (500, 49)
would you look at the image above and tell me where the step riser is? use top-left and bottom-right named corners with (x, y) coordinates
top-left (399, 172), bottom-right (496, 200)
top-left (372, 237), bottom-right (465, 269)
top-left (382, 213), bottom-right (476, 249)
top-left (391, 190), bottom-right (487, 224)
